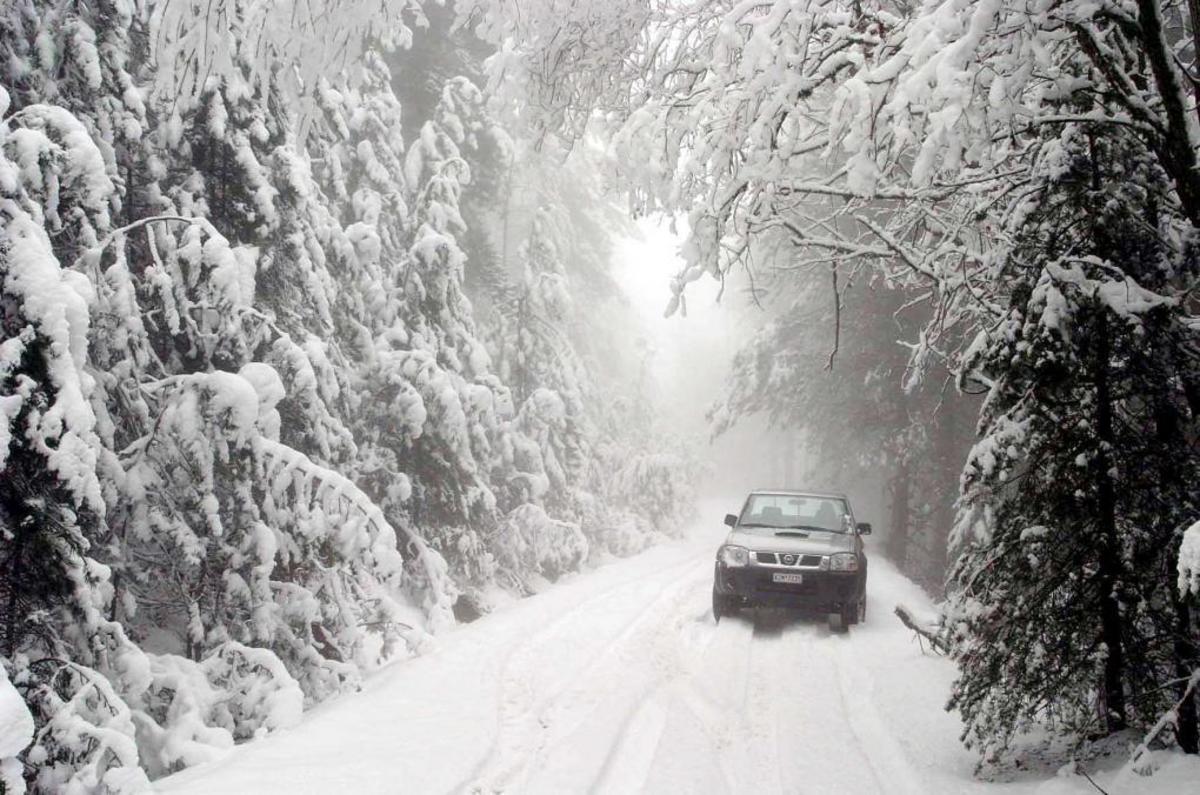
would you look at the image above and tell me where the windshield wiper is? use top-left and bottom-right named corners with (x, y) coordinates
top-left (738, 522), bottom-right (772, 528)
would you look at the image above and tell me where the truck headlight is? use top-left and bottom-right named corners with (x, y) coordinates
top-left (829, 553), bottom-right (859, 572)
top-left (719, 545), bottom-right (749, 567)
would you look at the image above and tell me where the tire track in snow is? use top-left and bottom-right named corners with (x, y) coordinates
top-left (829, 637), bottom-right (925, 795)
top-left (458, 551), bottom-right (710, 793)
top-left (523, 566), bottom-right (714, 790)
top-left (449, 555), bottom-right (696, 793)
top-left (745, 626), bottom-right (788, 793)
top-left (740, 614), bottom-right (886, 794)
top-left (589, 597), bottom-right (752, 794)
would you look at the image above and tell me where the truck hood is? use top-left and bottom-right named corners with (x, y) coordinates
top-left (723, 529), bottom-right (853, 556)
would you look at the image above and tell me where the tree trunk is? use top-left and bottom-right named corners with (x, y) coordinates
top-left (1094, 308), bottom-right (1129, 733)
top-left (1153, 377), bottom-right (1199, 754)
top-left (887, 457), bottom-right (910, 567)
top-left (1186, 0), bottom-right (1200, 124)
top-left (932, 405), bottom-right (961, 579)
top-left (1174, 595), bottom-right (1199, 753)
top-left (4, 526), bottom-right (20, 660)
top-left (782, 429), bottom-right (796, 487)
top-left (1135, 0), bottom-right (1200, 226)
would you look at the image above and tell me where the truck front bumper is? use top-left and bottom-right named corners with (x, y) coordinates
top-left (714, 564), bottom-right (860, 612)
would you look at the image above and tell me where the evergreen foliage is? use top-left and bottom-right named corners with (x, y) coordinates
top-left (948, 126), bottom-right (1200, 759)
top-left (0, 1), bottom-right (696, 788)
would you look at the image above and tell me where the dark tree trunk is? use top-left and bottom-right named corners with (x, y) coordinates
top-left (782, 429), bottom-right (796, 487)
top-left (887, 458), bottom-right (910, 566)
top-left (1136, 0), bottom-right (1200, 226)
top-left (931, 406), bottom-right (961, 578)
top-left (1155, 379), bottom-right (1200, 754)
top-left (1094, 309), bottom-right (1129, 733)
top-left (1174, 595), bottom-right (1199, 753)
top-left (4, 524), bottom-right (21, 660)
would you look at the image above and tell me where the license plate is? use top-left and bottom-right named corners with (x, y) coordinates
top-left (772, 572), bottom-right (804, 584)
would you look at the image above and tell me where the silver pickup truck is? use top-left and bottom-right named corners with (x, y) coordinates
top-left (712, 490), bottom-right (871, 632)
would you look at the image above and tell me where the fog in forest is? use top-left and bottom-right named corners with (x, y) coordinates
top-left (4, 1), bottom-right (1200, 793)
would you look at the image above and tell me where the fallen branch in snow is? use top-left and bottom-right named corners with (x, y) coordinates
top-left (1127, 668), bottom-right (1200, 774)
top-left (1067, 762), bottom-right (1111, 795)
top-left (894, 604), bottom-right (950, 655)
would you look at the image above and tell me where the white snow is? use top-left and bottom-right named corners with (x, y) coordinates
top-left (1179, 521), bottom-right (1200, 597)
top-left (0, 664), bottom-right (33, 795)
top-left (154, 502), bottom-right (1200, 795)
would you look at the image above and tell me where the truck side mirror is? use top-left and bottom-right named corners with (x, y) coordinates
top-left (856, 522), bottom-right (872, 535)
top-left (724, 513), bottom-right (738, 528)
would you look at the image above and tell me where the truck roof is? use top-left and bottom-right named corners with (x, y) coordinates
top-left (749, 488), bottom-right (849, 501)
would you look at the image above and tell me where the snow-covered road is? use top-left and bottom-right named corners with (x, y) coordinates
top-left (155, 513), bottom-right (1168, 795)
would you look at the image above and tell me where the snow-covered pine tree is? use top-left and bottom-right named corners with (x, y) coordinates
top-left (313, 68), bottom-right (495, 609)
top-left (491, 208), bottom-right (591, 502)
top-left (0, 52), bottom-right (152, 795)
top-left (496, 209), bottom-right (575, 404)
top-left (463, 130), bottom-right (688, 557)
top-left (2, 5), bottom-right (456, 786)
top-left (948, 124), bottom-right (1200, 759)
top-left (304, 47), bottom-right (471, 629)
top-left (112, 12), bottom-right (435, 693)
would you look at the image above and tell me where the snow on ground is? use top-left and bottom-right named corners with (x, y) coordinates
top-left (156, 504), bottom-right (1199, 795)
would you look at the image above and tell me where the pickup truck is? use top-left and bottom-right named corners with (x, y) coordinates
top-left (712, 490), bottom-right (871, 632)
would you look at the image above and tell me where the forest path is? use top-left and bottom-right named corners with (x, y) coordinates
top-left (156, 503), bottom-right (1054, 795)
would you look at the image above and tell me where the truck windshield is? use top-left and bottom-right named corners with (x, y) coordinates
top-left (738, 494), bottom-right (849, 532)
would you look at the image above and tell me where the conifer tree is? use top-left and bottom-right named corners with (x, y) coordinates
top-left (948, 125), bottom-right (1200, 758)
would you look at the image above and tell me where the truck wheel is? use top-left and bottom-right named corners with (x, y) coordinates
top-left (847, 598), bottom-right (865, 626)
top-left (828, 610), bottom-right (847, 633)
top-left (842, 602), bottom-right (857, 630)
top-left (712, 588), bottom-right (725, 623)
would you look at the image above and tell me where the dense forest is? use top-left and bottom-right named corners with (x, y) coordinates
top-left (5, 0), bottom-right (1200, 791)
top-left (0, 2), bottom-right (698, 790)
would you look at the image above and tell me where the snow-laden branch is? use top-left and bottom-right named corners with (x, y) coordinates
top-left (257, 438), bottom-right (456, 634)
top-left (146, 0), bottom-right (425, 139)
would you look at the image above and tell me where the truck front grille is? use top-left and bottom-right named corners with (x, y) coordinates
top-left (753, 552), bottom-right (823, 568)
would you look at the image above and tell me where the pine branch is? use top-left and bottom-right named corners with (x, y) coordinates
top-left (894, 603), bottom-right (950, 655)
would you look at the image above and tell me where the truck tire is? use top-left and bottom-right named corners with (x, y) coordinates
top-left (712, 588), bottom-right (727, 623)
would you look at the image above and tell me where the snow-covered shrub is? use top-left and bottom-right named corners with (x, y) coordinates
top-left (0, 663), bottom-right (33, 794)
top-left (557, 489), bottom-right (655, 559)
top-left (198, 643), bottom-right (302, 742)
top-left (112, 643), bottom-right (301, 779)
top-left (494, 503), bottom-right (588, 590)
top-left (394, 522), bottom-right (463, 635)
top-left (591, 509), bottom-right (658, 559)
top-left (611, 452), bottom-right (697, 537)
top-left (118, 371), bottom-right (266, 658)
top-left (258, 436), bottom-right (445, 672)
top-left (16, 658), bottom-right (150, 794)
top-left (130, 654), bottom-right (233, 779)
